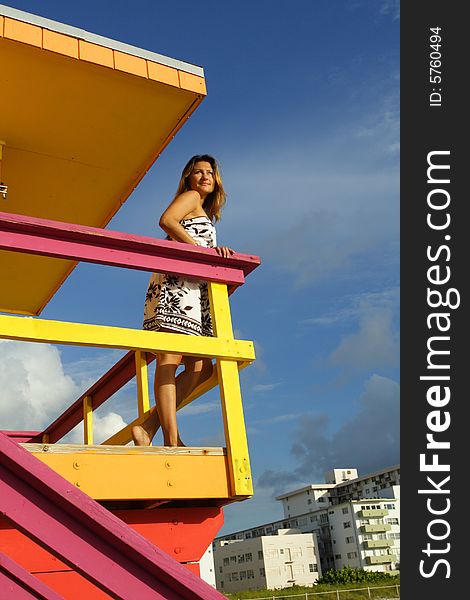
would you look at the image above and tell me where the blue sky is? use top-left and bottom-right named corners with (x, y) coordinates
top-left (0, 0), bottom-right (400, 536)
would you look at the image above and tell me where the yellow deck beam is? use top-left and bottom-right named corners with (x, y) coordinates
top-left (0, 315), bottom-right (255, 361)
top-left (21, 444), bottom-right (231, 501)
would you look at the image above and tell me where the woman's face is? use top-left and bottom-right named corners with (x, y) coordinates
top-left (187, 161), bottom-right (215, 198)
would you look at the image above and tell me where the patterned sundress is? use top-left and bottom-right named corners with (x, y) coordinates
top-left (143, 216), bottom-right (216, 337)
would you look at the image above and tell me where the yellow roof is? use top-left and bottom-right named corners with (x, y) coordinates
top-left (0, 5), bottom-right (206, 315)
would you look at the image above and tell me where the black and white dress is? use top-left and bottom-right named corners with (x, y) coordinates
top-left (143, 216), bottom-right (216, 337)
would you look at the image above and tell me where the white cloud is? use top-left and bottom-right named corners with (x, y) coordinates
top-left (253, 413), bottom-right (302, 426)
top-left (301, 287), bottom-right (399, 327)
top-left (0, 340), bottom-right (79, 431)
top-left (379, 0), bottom-right (400, 20)
top-left (0, 340), bottom-right (128, 445)
top-left (65, 411), bottom-right (128, 445)
top-left (252, 382), bottom-right (282, 393)
top-left (327, 305), bottom-right (399, 371)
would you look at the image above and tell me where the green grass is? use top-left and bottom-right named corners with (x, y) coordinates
top-left (223, 578), bottom-right (400, 600)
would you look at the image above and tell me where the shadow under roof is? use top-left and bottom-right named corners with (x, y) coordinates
top-left (0, 4), bottom-right (206, 316)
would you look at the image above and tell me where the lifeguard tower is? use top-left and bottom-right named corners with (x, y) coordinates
top-left (0, 5), bottom-right (260, 598)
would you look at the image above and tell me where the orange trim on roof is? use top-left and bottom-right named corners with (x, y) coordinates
top-left (1, 15), bottom-right (202, 92)
top-left (147, 61), bottom-right (180, 87)
top-left (114, 50), bottom-right (148, 78)
top-left (4, 17), bottom-right (42, 47)
top-left (78, 40), bottom-right (114, 68)
top-left (178, 71), bottom-right (207, 94)
top-left (43, 29), bottom-right (79, 58)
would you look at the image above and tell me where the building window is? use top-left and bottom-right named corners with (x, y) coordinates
top-left (308, 499), bottom-right (312, 504)
top-left (245, 553), bottom-right (253, 562)
top-left (345, 536), bottom-right (354, 544)
top-left (230, 556), bottom-right (237, 564)
top-left (247, 569), bottom-right (254, 579)
top-left (386, 518), bottom-right (399, 525)
top-left (309, 563), bottom-right (318, 572)
top-left (342, 507), bottom-right (349, 514)
top-left (238, 555), bottom-right (245, 563)
top-left (258, 550), bottom-right (263, 560)
top-left (280, 549), bottom-right (284, 554)
top-left (232, 572), bottom-right (239, 581)
top-left (343, 521), bottom-right (351, 529)
top-left (219, 566), bottom-right (223, 573)
top-left (347, 552), bottom-right (358, 559)
top-left (221, 581), bottom-right (224, 589)
top-left (223, 558), bottom-right (229, 566)
top-left (240, 571), bottom-right (246, 580)
top-left (335, 554), bottom-right (342, 560)
top-left (260, 567), bottom-right (265, 576)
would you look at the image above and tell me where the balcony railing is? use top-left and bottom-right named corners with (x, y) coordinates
top-left (359, 509), bottom-right (389, 518)
top-left (365, 554), bottom-right (397, 565)
top-left (0, 211), bottom-right (260, 502)
top-left (363, 539), bottom-right (394, 549)
top-left (360, 524), bottom-right (391, 533)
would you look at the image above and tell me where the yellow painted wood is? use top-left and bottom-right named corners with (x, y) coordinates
top-left (208, 282), bottom-right (254, 497)
top-left (22, 445), bottom-right (230, 500)
top-left (83, 395), bottom-right (93, 445)
top-left (0, 315), bottom-right (255, 361)
top-left (216, 360), bottom-right (253, 496)
top-left (22, 444), bottom-right (225, 456)
top-left (135, 350), bottom-right (150, 418)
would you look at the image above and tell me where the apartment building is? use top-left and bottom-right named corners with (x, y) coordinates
top-left (213, 529), bottom-right (321, 593)
top-left (215, 466), bottom-right (400, 577)
top-left (326, 496), bottom-right (400, 572)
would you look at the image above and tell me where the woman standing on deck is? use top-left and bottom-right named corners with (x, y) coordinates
top-left (132, 155), bottom-right (233, 447)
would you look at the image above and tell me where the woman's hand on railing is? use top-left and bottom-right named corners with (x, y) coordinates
top-left (215, 246), bottom-right (234, 258)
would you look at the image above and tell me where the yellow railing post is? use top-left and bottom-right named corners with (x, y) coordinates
top-left (208, 281), bottom-right (253, 497)
top-left (134, 350), bottom-right (150, 418)
top-left (83, 395), bottom-right (93, 445)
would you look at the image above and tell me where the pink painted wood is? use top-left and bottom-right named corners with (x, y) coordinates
top-left (0, 431), bottom-right (42, 443)
top-left (42, 351), bottom-right (154, 443)
top-left (0, 551), bottom-right (64, 599)
top-left (0, 211), bottom-right (260, 286)
top-left (0, 432), bottom-right (226, 600)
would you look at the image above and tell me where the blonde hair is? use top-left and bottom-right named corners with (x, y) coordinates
top-left (174, 154), bottom-right (226, 222)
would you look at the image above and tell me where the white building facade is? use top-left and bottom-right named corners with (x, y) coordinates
top-left (199, 544), bottom-right (216, 588)
top-left (216, 466), bottom-right (400, 579)
top-left (213, 530), bottom-right (321, 593)
top-left (326, 496), bottom-right (400, 572)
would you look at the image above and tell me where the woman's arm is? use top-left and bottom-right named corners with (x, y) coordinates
top-left (159, 191), bottom-right (201, 245)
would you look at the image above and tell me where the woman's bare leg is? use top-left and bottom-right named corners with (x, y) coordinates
top-left (132, 356), bottom-right (213, 446)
